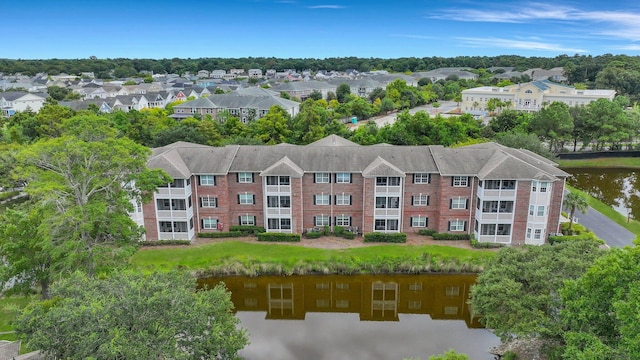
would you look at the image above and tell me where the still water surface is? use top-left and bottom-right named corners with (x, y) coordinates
top-left (564, 167), bottom-right (640, 218)
top-left (199, 274), bottom-right (500, 360)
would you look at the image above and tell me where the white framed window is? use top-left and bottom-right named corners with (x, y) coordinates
top-left (534, 229), bottom-right (542, 239)
top-left (238, 193), bottom-right (254, 205)
top-left (411, 216), bottom-right (427, 227)
top-left (268, 218), bottom-right (291, 230)
top-left (452, 176), bottom-right (468, 187)
top-left (481, 224), bottom-right (496, 235)
top-left (374, 219), bottom-right (399, 231)
top-left (450, 197), bottom-right (467, 209)
top-left (449, 220), bottom-right (466, 231)
top-left (335, 194), bottom-right (351, 205)
top-left (335, 215), bottom-right (351, 226)
top-left (238, 172), bottom-right (253, 183)
top-left (531, 181), bottom-right (538, 192)
top-left (377, 176), bottom-right (400, 186)
top-left (199, 175), bottom-right (215, 186)
top-left (537, 206), bottom-right (545, 216)
top-left (540, 182), bottom-right (548, 192)
top-left (497, 224), bottom-right (511, 235)
top-left (239, 215), bottom-right (255, 226)
top-left (202, 218), bottom-right (217, 229)
top-left (526, 228), bottom-right (532, 239)
top-left (315, 194), bottom-right (330, 205)
top-left (315, 215), bottom-right (330, 226)
top-left (445, 286), bottom-right (460, 296)
top-left (336, 173), bottom-right (351, 183)
top-left (266, 176), bottom-right (290, 185)
top-left (412, 195), bottom-right (429, 206)
top-left (315, 173), bottom-right (330, 183)
top-left (200, 196), bottom-right (217, 208)
top-left (413, 173), bottom-right (430, 184)
top-left (529, 205), bottom-right (534, 216)
top-left (376, 197), bottom-right (400, 208)
top-left (267, 195), bottom-right (291, 208)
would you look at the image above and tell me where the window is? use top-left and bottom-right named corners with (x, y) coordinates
top-left (315, 215), bottom-right (330, 226)
top-left (502, 180), bottom-right (516, 190)
top-left (238, 193), bottom-right (254, 205)
top-left (497, 224), bottom-right (511, 235)
top-left (408, 301), bottom-right (422, 310)
top-left (238, 172), bottom-right (253, 183)
top-left (376, 197), bottom-right (399, 208)
top-left (315, 194), bottom-right (330, 205)
top-left (200, 196), bottom-right (217, 208)
top-left (449, 220), bottom-right (466, 231)
top-left (375, 219), bottom-right (399, 231)
top-left (335, 215), bottom-right (351, 226)
top-left (376, 177), bottom-right (400, 186)
top-left (268, 218), bottom-right (292, 230)
top-left (413, 173), bottom-right (431, 184)
top-left (157, 199), bottom-right (170, 210)
top-left (531, 181), bottom-right (538, 192)
top-left (537, 206), bottom-right (545, 216)
top-left (199, 175), bottom-right (215, 186)
top-left (412, 195), bottom-right (429, 206)
top-left (482, 201), bottom-right (498, 213)
top-left (452, 176), bottom-right (468, 187)
top-left (485, 180), bottom-right (500, 189)
top-left (202, 218), bottom-right (217, 229)
top-left (450, 197), bottom-right (468, 209)
top-left (444, 306), bottom-right (459, 315)
top-left (266, 176), bottom-right (290, 185)
top-left (529, 205), bottom-right (535, 216)
top-left (335, 194), bottom-right (351, 205)
top-left (336, 173), bottom-right (351, 183)
top-left (499, 201), bottom-right (514, 213)
top-left (267, 196), bottom-right (291, 208)
top-left (446, 286), bottom-right (460, 296)
top-left (527, 228), bottom-right (532, 239)
top-left (171, 199), bottom-right (186, 210)
top-left (239, 215), bottom-right (255, 226)
top-left (540, 182), bottom-right (548, 192)
top-left (534, 229), bottom-right (542, 239)
top-left (411, 216), bottom-right (428, 227)
top-left (171, 179), bottom-right (185, 188)
top-left (315, 173), bottom-right (330, 183)
top-left (481, 224), bottom-right (496, 235)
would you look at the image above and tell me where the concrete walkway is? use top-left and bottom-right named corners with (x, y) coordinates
top-left (571, 206), bottom-right (636, 248)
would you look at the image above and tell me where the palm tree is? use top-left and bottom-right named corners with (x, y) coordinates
top-left (564, 191), bottom-right (588, 230)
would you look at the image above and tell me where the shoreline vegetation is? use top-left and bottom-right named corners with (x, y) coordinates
top-left (557, 157), bottom-right (640, 169)
top-left (130, 241), bottom-right (494, 276)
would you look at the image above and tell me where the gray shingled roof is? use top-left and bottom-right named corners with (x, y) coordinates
top-left (362, 156), bottom-right (406, 177)
top-left (260, 156), bottom-right (304, 177)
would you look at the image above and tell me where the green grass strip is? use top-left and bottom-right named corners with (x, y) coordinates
top-left (558, 157), bottom-right (640, 169)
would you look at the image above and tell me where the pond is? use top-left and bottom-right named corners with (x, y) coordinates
top-left (564, 167), bottom-right (640, 218)
top-left (199, 274), bottom-right (500, 360)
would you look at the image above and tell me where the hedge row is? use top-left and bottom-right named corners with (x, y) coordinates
top-left (257, 233), bottom-right (301, 242)
top-left (470, 239), bottom-right (505, 249)
top-left (417, 229), bottom-right (437, 236)
top-left (139, 240), bottom-right (191, 247)
top-left (229, 225), bottom-right (265, 235)
top-left (304, 231), bottom-right (324, 239)
top-left (549, 233), bottom-right (603, 245)
top-left (432, 233), bottom-right (471, 241)
top-left (198, 231), bottom-right (243, 238)
top-left (363, 232), bottom-right (407, 243)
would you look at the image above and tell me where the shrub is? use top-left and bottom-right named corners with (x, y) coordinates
top-left (139, 240), bottom-right (191, 247)
top-left (470, 239), bottom-right (504, 249)
top-left (333, 226), bottom-right (345, 236)
top-left (229, 225), bottom-right (265, 235)
top-left (548, 233), bottom-right (603, 245)
top-left (323, 225), bottom-right (330, 236)
top-left (257, 233), bottom-right (301, 242)
top-left (432, 233), bottom-right (471, 240)
top-left (363, 232), bottom-right (407, 243)
top-left (417, 229), bottom-right (437, 236)
top-left (304, 231), bottom-right (324, 239)
top-left (198, 231), bottom-right (243, 238)
top-left (341, 231), bottom-right (356, 240)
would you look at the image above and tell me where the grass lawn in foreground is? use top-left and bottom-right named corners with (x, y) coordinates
top-left (0, 296), bottom-right (32, 341)
top-left (558, 157), bottom-right (640, 169)
top-left (567, 185), bottom-right (640, 238)
top-left (130, 241), bottom-right (495, 273)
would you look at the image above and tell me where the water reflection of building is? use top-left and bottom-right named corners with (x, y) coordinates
top-left (198, 274), bottom-right (483, 328)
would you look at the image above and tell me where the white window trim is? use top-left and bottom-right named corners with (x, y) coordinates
top-left (238, 172), bottom-right (253, 183)
top-left (336, 173), bottom-right (351, 183)
top-left (239, 193), bottom-right (254, 205)
top-left (451, 197), bottom-right (467, 209)
top-left (202, 218), bottom-right (217, 229)
top-left (315, 172), bottom-right (330, 183)
top-left (413, 194), bottom-right (429, 206)
top-left (411, 216), bottom-right (427, 227)
top-left (453, 176), bottom-right (468, 187)
top-left (335, 194), bottom-right (351, 206)
top-left (199, 175), bottom-right (215, 186)
top-left (449, 220), bottom-right (466, 232)
top-left (315, 194), bottom-right (330, 205)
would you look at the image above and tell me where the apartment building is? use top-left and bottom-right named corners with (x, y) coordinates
top-left (461, 80), bottom-right (615, 114)
top-left (135, 135), bottom-right (568, 245)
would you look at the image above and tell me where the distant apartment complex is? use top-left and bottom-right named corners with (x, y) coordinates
top-left (133, 135), bottom-right (568, 245)
top-left (461, 80), bottom-right (616, 114)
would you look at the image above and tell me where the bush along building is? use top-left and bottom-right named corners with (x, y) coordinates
top-left (133, 135), bottom-right (568, 245)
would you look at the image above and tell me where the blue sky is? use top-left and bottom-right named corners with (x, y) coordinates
top-left (5, 0), bottom-right (640, 59)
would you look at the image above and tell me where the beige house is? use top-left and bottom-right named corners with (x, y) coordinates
top-left (462, 80), bottom-right (616, 114)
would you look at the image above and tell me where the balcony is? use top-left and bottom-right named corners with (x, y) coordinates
top-left (156, 187), bottom-right (191, 198)
top-left (265, 185), bottom-right (291, 194)
top-left (375, 186), bottom-right (401, 195)
top-left (266, 208), bottom-right (291, 216)
top-left (374, 208), bottom-right (401, 217)
top-left (477, 212), bottom-right (513, 221)
top-left (477, 188), bottom-right (516, 198)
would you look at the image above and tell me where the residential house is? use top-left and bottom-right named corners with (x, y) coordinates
top-left (0, 91), bottom-right (47, 117)
top-left (248, 69), bottom-right (263, 79)
top-left (137, 135), bottom-right (567, 245)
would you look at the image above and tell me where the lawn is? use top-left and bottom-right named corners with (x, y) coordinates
top-left (567, 185), bottom-right (640, 238)
top-left (558, 157), bottom-right (640, 169)
top-left (130, 241), bottom-right (495, 274)
top-left (0, 296), bottom-right (32, 342)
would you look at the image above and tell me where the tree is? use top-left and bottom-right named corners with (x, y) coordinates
top-left (15, 115), bottom-right (170, 277)
top-left (368, 87), bottom-right (386, 102)
top-left (561, 246), bottom-right (640, 359)
top-left (15, 271), bottom-right (249, 359)
top-left (564, 191), bottom-right (588, 230)
top-left (308, 89), bottom-right (323, 101)
top-left (428, 349), bottom-right (469, 360)
top-left (470, 240), bottom-right (604, 342)
top-left (529, 101), bottom-right (574, 152)
top-left (46, 85), bottom-right (71, 101)
top-left (291, 100), bottom-right (326, 144)
top-left (336, 83), bottom-right (351, 103)
top-left (249, 105), bottom-right (292, 144)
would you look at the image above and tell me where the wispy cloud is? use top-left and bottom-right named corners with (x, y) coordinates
top-left (307, 5), bottom-right (345, 9)
top-left (392, 34), bottom-right (436, 40)
top-left (457, 37), bottom-right (587, 53)
top-left (617, 44), bottom-right (640, 51)
top-left (431, 2), bottom-right (640, 42)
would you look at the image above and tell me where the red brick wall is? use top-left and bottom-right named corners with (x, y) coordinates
top-left (436, 176), bottom-right (477, 233)
top-left (362, 177), bottom-right (376, 233)
top-left (512, 180), bottom-right (532, 245)
top-left (403, 173), bottom-right (440, 233)
top-left (547, 178), bottom-right (566, 239)
top-left (300, 173), bottom-right (364, 230)
top-left (142, 200), bottom-right (158, 240)
top-left (290, 177), bottom-right (304, 233)
top-left (227, 173), bottom-right (264, 228)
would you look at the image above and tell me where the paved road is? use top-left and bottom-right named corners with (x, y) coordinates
top-left (572, 206), bottom-right (635, 247)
